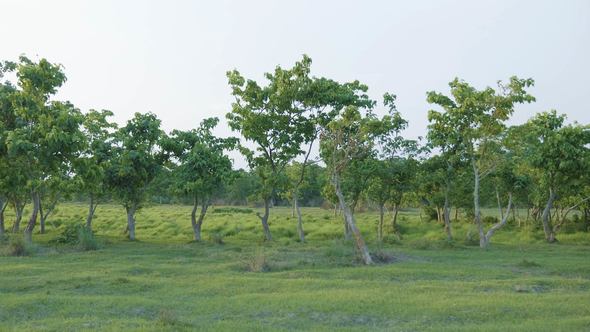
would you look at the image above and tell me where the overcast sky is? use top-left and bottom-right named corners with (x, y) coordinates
top-left (3, 0), bottom-right (589, 168)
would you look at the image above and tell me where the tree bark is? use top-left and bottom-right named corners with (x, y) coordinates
top-left (126, 205), bottom-right (137, 241)
top-left (294, 192), bottom-right (305, 242)
top-left (541, 188), bottom-right (556, 243)
top-left (495, 187), bottom-right (504, 220)
top-left (472, 159), bottom-right (485, 248)
top-left (24, 192), bottom-right (40, 244)
top-left (392, 203), bottom-right (400, 234)
top-left (443, 189), bottom-right (453, 241)
top-left (378, 203), bottom-right (384, 242)
top-left (333, 173), bottom-right (372, 265)
top-left (11, 200), bottom-right (25, 233)
top-left (257, 197), bottom-right (272, 241)
top-left (481, 193), bottom-right (513, 248)
top-left (86, 194), bottom-right (98, 231)
top-left (191, 196), bottom-right (209, 242)
top-left (0, 199), bottom-right (6, 236)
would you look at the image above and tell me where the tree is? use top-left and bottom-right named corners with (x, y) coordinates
top-left (521, 111), bottom-right (590, 242)
top-left (4, 57), bottom-right (85, 243)
top-left (320, 106), bottom-right (376, 265)
top-left (106, 112), bottom-right (166, 241)
top-left (75, 109), bottom-right (117, 231)
top-left (427, 77), bottom-right (535, 248)
top-left (226, 55), bottom-right (371, 241)
top-left (163, 117), bottom-right (236, 242)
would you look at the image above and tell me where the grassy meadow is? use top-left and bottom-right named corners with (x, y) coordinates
top-left (1, 203), bottom-right (589, 331)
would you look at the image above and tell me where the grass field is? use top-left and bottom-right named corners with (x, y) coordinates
top-left (1, 203), bottom-right (589, 331)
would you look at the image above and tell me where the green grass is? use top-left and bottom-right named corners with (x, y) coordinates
top-left (1, 203), bottom-right (589, 331)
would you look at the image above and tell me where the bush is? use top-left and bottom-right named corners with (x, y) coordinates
top-left (53, 223), bottom-right (83, 245)
top-left (245, 248), bottom-right (270, 272)
top-left (5, 236), bottom-right (32, 256)
top-left (78, 226), bottom-right (99, 251)
top-left (52, 223), bottom-right (99, 251)
top-left (464, 228), bottom-right (480, 246)
top-left (422, 206), bottom-right (438, 221)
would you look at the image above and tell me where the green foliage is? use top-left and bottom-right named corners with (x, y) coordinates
top-left (52, 223), bottom-right (99, 251)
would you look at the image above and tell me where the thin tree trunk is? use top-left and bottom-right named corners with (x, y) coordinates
top-left (541, 188), bottom-right (556, 243)
top-left (193, 197), bottom-right (209, 242)
top-left (12, 200), bottom-right (24, 233)
top-left (378, 203), bottom-right (384, 242)
top-left (126, 205), bottom-right (137, 241)
top-left (392, 204), bottom-right (400, 234)
top-left (191, 195), bottom-right (200, 241)
top-left (39, 203), bottom-right (45, 234)
top-left (257, 197), bottom-right (272, 241)
top-left (443, 189), bottom-right (452, 241)
top-left (24, 192), bottom-right (40, 244)
top-left (482, 193), bottom-right (513, 248)
top-left (0, 199), bottom-right (6, 237)
top-left (553, 196), bottom-right (590, 236)
top-left (333, 173), bottom-right (372, 265)
top-left (294, 192), bottom-right (305, 242)
top-left (454, 207), bottom-right (458, 222)
top-left (86, 194), bottom-right (98, 231)
top-left (495, 187), bottom-right (504, 220)
top-left (472, 159), bottom-right (485, 248)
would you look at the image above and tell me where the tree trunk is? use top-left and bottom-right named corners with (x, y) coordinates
top-left (343, 216), bottom-right (352, 240)
top-left (257, 198), bottom-right (272, 241)
top-left (495, 187), bottom-right (504, 220)
top-left (471, 159), bottom-right (485, 248)
top-left (86, 195), bottom-right (98, 231)
top-left (0, 199), bottom-right (6, 236)
top-left (24, 192), bottom-right (40, 244)
top-left (39, 203), bottom-right (45, 234)
top-left (481, 193), bottom-right (513, 248)
top-left (392, 204), bottom-right (400, 234)
top-left (541, 188), bottom-right (556, 243)
top-left (443, 189), bottom-right (452, 241)
top-left (12, 200), bottom-right (24, 233)
top-left (294, 192), bottom-right (305, 243)
top-left (191, 196), bottom-right (210, 242)
top-left (191, 196), bottom-right (200, 241)
top-left (378, 203), bottom-right (384, 242)
top-left (333, 174), bottom-right (372, 265)
top-left (126, 205), bottom-right (137, 241)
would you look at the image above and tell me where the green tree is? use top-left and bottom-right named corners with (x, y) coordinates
top-left (226, 55), bottom-right (371, 241)
top-left (522, 111), bottom-right (590, 242)
top-left (163, 117), bottom-right (236, 241)
top-left (427, 77), bottom-right (535, 248)
top-left (75, 109), bottom-right (117, 231)
top-left (4, 57), bottom-right (85, 243)
top-left (320, 106), bottom-right (376, 265)
top-left (106, 112), bottom-right (166, 241)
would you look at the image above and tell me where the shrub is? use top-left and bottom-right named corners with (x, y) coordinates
top-left (6, 236), bottom-right (32, 256)
top-left (78, 226), bottom-right (99, 251)
top-left (52, 223), bottom-right (99, 251)
top-left (245, 248), bottom-right (270, 272)
top-left (422, 206), bottom-right (438, 221)
top-left (53, 223), bottom-right (82, 245)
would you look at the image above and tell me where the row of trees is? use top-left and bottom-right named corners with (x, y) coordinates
top-left (1, 56), bottom-right (588, 264)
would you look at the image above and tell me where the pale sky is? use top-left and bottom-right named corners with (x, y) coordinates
top-left (2, 0), bottom-right (589, 168)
